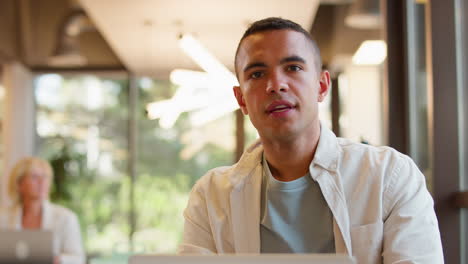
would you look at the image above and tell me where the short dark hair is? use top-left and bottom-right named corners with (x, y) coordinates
top-left (234, 17), bottom-right (322, 78)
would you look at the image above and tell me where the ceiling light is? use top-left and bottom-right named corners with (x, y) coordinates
top-left (352, 40), bottom-right (387, 65)
top-left (170, 69), bottom-right (212, 87)
top-left (147, 100), bottom-right (172, 120)
top-left (345, 0), bottom-right (381, 29)
top-left (146, 84), bottom-right (211, 127)
top-left (189, 96), bottom-right (239, 127)
top-left (48, 39), bottom-right (87, 66)
top-left (146, 34), bottom-right (241, 128)
top-left (178, 34), bottom-right (238, 85)
top-left (48, 9), bottom-right (91, 66)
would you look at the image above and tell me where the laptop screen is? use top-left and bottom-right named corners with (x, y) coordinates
top-left (0, 230), bottom-right (53, 264)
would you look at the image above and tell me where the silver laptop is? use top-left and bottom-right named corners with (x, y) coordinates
top-left (130, 254), bottom-right (355, 264)
top-left (0, 230), bottom-right (54, 264)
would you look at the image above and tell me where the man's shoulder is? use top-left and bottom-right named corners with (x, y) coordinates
top-left (192, 165), bottom-right (238, 193)
top-left (337, 137), bottom-right (408, 161)
top-left (192, 140), bottom-right (263, 194)
top-left (335, 137), bottom-right (414, 178)
top-left (202, 165), bottom-right (237, 181)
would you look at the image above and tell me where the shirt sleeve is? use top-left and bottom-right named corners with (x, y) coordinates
top-left (178, 182), bottom-right (217, 254)
top-left (58, 212), bottom-right (85, 264)
top-left (382, 154), bottom-right (444, 263)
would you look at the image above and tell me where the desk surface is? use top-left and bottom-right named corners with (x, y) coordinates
top-left (130, 254), bottom-right (355, 264)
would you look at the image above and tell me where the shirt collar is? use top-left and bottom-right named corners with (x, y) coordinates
top-left (309, 123), bottom-right (340, 175)
top-left (231, 122), bottom-right (340, 186)
top-left (229, 139), bottom-right (263, 188)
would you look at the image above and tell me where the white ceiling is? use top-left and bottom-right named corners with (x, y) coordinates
top-left (78, 0), bottom-right (319, 78)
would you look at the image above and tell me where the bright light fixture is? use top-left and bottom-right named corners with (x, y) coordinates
top-left (146, 34), bottom-right (240, 128)
top-left (352, 40), bottom-right (387, 65)
top-left (146, 84), bottom-right (210, 128)
top-left (179, 34), bottom-right (238, 85)
top-left (170, 69), bottom-right (212, 87)
top-left (189, 97), bottom-right (239, 127)
top-left (147, 76), bottom-right (237, 128)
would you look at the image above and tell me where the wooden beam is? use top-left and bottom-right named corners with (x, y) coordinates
top-left (0, 50), bottom-right (14, 63)
top-left (383, 0), bottom-right (409, 154)
top-left (0, 0), bottom-right (19, 61)
top-left (453, 191), bottom-right (468, 209)
top-left (31, 65), bottom-right (127, 73)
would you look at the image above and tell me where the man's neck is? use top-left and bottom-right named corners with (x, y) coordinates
top-left (262, 122), bottom-right (321, 182)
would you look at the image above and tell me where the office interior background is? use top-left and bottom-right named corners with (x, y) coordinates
top-left (0, 0), bottom-right (466, 263)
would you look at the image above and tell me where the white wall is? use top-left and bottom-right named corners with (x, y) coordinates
top-left (1, 62), bottom-right (35, 206)
top-left (339, 65), bottom-right (384, 146)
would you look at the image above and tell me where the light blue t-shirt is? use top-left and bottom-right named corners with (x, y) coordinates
top-left (260, 154), bottom-right (335, 253)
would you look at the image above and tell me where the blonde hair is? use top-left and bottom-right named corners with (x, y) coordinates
top-left (8, 157), bottom-right (54, 203)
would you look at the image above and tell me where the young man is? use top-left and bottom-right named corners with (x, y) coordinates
top-left (179, 17), bottom-right (444, 263)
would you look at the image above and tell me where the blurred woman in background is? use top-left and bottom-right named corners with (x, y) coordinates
top-left (0, 157), bottom-right (85, 264)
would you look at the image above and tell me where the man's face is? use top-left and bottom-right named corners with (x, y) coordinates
top-left (233, 29), bottom-right (330, 141)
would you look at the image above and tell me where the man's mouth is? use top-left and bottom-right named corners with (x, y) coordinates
top-left (266, 100), bottom-right (296, 114)
top-left (269, 105), bottom-right (293, 113)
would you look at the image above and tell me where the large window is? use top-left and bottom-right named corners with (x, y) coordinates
top-left (34, 73), bottom-right (236, 258)
top-left (405, 0), bottom-right (431, 188)
top-left (134, 78), bottom-right (235, 252)
top-left (35, 74), bottom-right (130, 255)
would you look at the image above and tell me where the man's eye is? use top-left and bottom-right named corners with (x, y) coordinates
top-left (250, 71), bottom-right (264, 79)
top-left (287, 65), bottom-right (302, 72)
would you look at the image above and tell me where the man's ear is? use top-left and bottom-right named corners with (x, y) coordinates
top-left (318, 70), bottom-right (331, 102)
top-left (233, 86), bottom-right (248, 115)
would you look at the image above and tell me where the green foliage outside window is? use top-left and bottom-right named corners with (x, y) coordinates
top-left (35, 74), bottom-right (234, 257)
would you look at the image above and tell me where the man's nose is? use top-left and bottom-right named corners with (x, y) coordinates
top-left (266, 72), bottom-right (288, 93)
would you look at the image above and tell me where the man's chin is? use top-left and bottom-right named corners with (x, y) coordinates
top-left (262, 127), bottom-right (300, 142)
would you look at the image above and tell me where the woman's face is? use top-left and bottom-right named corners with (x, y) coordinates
top-left (18, 167), bottom-right (50, 203)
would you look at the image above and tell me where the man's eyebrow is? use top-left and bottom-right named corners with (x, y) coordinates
top-left (243, 62), bottom-right (267, 73)
top-left (280, 55), bottom-right (306, 64)
top-left (242, 56), bottom-right (306, 73)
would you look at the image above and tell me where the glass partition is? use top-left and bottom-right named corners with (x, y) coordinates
top-left (405, 0), bottom-right (431, 189)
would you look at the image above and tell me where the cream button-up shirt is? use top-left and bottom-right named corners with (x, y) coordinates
top-left (0, 201), bottom-right (85, 264)
top-left (179, 125), bottom-right (444, 264)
